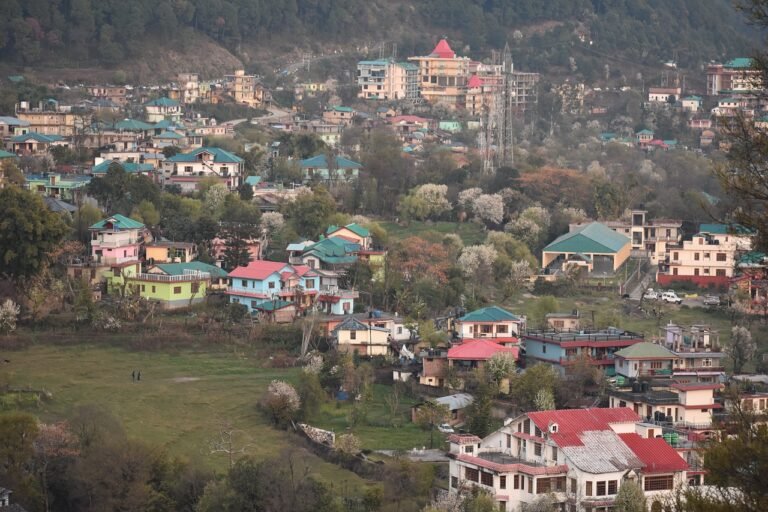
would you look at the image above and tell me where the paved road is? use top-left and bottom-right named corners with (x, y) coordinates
top-left (222, 106), bottom-right (292, 128)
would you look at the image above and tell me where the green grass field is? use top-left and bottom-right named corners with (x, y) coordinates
top-left (380, 221), bottom-right (487, 245)
top-left (311, 384), bottom-right (443, 451)
top-left (0, 345), bottom-right (378, 492)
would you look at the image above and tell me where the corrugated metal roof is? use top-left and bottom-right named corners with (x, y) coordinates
top-left (433, 393), bottom-right (474, 410)
top-left (529, 408), bottom-right (639, 444)
top-left (447, 339), bottom-right (518, 361)
top-left (90, 213), bottom-right (145, 230)
top-left (228, 261), bottom-right (289, 279)
top-left (561, 430), bottom-right (643, 473)
top-left (618, 433), bottom-right (688, 473)
top-left (458, 305), bottom-right (520, 322)
top-left (543, 222), bottom-right (630, 255)
top-left (299, 154), bottom-right (362, 169)
top-left (614, 342), bottom-right (675, 360)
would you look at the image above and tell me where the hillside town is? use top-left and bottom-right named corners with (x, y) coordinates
top-left (1, 5), bottom-right (768, 512)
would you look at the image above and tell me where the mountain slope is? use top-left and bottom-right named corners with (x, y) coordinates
top-left (0, 0), bottom-right (757, 80)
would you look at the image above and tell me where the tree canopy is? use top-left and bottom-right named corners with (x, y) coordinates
top-left (0, 187), bottom-right (68, 280)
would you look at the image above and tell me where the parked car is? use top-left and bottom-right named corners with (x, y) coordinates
top-left (702, 295), bottom-right (721, 306)
top-left (661, 291), bottom-right (683, 304)
top-left (643, 289), bottom-right (659, 300)
top-left (438, 423), bottom-right (454, 434)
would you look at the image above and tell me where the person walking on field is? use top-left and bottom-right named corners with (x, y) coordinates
top-left (132, 370), bottom-right (135, 382)
top-left (137, 371), bottom-right (141, 382)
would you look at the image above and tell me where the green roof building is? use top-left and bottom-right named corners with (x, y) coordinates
top-left (614, 342), bottom-right (676, 379)
top-left (300, 237), bottom-right (360, 268)
top-left (92, 160), bottom-right (155, 175)
top-left (543, 222), bottom-right (631, 275)
top-left (456, 305), bottom-right (523, 339)
top-left (299, 154), bottom-right (362, 183)
top-left (90, 213), bottom-right (145, 231)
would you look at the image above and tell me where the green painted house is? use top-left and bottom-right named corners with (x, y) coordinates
top-left (118, 261), bottom-right (224, 309)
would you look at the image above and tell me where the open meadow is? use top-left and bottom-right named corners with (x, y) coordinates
top-left (0, 343), bottom-right (433, 495)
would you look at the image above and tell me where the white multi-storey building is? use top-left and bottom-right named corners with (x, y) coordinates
top-left (448, 408), bottom-right (688, 512)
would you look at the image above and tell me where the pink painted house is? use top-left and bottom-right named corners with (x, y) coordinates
top-left (89, 214), bottom-right (146, 265)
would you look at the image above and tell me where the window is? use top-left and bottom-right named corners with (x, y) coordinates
top-left (673, 252), bottom-right (679, 260)
top-left (506, 434), bottom-right (511, 449)
top-left (305, 279), bottom-right (315, 288)
top-left (241, 280), bottom-right (247, 287)
top-left (534, 443), bottom-right (542, 456)
top-left (397, 327), bottom-right (403, 334)
top-left (497, 325), bottom-right (508, 333)
top-left (644, 475), bottom-right (674, 491)
top-left (513, 475), bottom-right (520, 489)
top-left (350, 331), bottom-right (357, 340)
top-left (528, 478), bottom-right (533, 494)
top-left (608, 480), bottom-right (618, 494)
top-left (694, 253), bottom-right (700, 261)
top-left (535, 426), bottom-right (542, 438)
top-left (596, 481), bottom-right (606, 496)
top-left (716, 269), bottom-right (726, 276)
top-left (152, 286), bottom-right (156, 293)
top-left (251, 300), bottom-right (258, 308)
top-left (704, 252), bottom-right (711, 259)
top-left (500, 476), bottom-right (507, 489)
top-left (464, 445), bottom-right (474, 453)
top-left (552, 446), bottom-right (558, 461)
top-left (191, 282), bottom-right (200, 294)
top-left (704, 268), bottom-right (710, 274)
top-left (537, 478), bottom-right (551, 494)
top-left (268, 281), bottom-right (275, 289)
top-left (140, 285), bottom-right (145, 292)
top-left (651, 361), bottom-right (663, 369)
top-left (524, 419), bottom-right (530, 434)
top-left (184, 166), bottom-right (193, 173)
top-left (173, 286), bottom-right (182, 294)
top-left (451, 476), bottom-right (458, 488)
top-left (465, 467), bottom-right (479, 482)
top-left (481, 472), bottom-right (494, 487)
top-left (716, 253), bottom-right (727, 261)
top-left (481, 325), bottom-right (493, 334)
top-left (542, 345), bottom-right (547, 354)
top-left (586, 481), bottom-right (593, 496)
top-left (570, 478), bottom-right (577, 494)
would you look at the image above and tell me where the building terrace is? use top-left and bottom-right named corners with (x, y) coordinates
top-left (525, 328), bottom-right (644, 345)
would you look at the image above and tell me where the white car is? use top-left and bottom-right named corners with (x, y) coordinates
top-left (661, 291), bottom-right (683, 304)
top-left (643, 289), bottom-right (659, 300)
top-left (438, 423), bottom-right (454, 434)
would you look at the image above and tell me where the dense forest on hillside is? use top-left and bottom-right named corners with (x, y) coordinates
top-left (0, 0), bottom-right (756, 74)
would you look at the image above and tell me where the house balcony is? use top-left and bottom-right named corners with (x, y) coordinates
top-left (131, 271), bottom-right (211, 283)
top-left (92, 238), bottom-right (139, 248)
top-left (635, 368), bottom-right (675, 377)
top-left (673, 367), bottom-right (726, 376)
